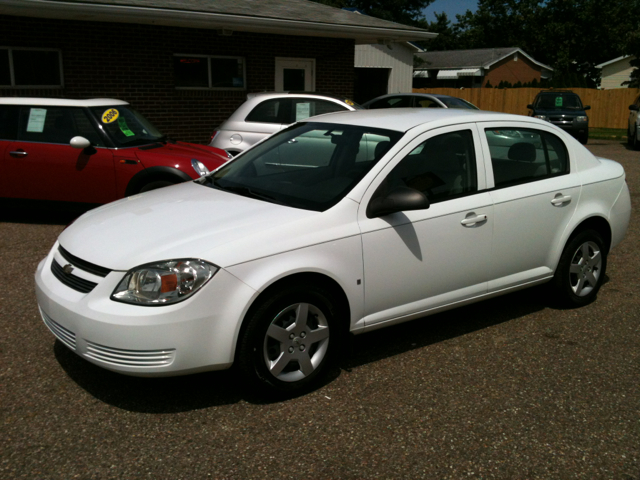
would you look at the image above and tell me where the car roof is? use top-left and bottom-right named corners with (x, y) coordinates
top-left (0, 97), bottom-right (129, 107)
top-left (305, 108), bottom-right (550, 132)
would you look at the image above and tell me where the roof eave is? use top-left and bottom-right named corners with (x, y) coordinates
top-left (1, 0), bottom-right (437, 43)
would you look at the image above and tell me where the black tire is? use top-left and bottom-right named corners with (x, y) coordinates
top-left (550, 229), bottom-right (607, 307)
top-left (578, 132), bottom-right (589, 145)
top-left (139, 180), bottom-right (176, 193)
top-left (236, 283), bottom-right (341, 395)
top-left (633, 130), bottom-right (640, 151)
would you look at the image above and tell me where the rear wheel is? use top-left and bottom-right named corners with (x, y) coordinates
top-left (551, 229), bottom-right (607, 307)
top-left (237, 283), bottom-right (340, 395)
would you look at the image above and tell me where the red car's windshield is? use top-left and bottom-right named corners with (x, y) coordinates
top-left (88, 105), bottom-right (164, 147)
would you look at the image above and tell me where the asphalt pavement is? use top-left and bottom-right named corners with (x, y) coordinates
top-left (1, 140), bottom-right (638, 479)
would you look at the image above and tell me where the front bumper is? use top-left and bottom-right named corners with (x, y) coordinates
top-left (35, 242), bottom-right (256, 376)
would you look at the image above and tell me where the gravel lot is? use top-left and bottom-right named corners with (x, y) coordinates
top-left (1, 140), bottom-right (638, 480)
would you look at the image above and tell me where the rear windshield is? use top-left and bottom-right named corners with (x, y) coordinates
top-left (198, 122), bottom-right (404, 211)
top-left (438, 97), bottom-right (479, 110)
top-left (534, 94), bottom-right (584, 110)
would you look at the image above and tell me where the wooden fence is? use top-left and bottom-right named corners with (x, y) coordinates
top-left (412, 87), bottom-right (640, 130)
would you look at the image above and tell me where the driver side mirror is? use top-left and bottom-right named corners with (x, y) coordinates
top-left (630, 104), bottom-right (640, 111)
top-left (70, 136), bottom-right (91, 149)
top-left (366, 186), bottom-right (430, 218)
top-left (583, 105), bottom-right (591, 111)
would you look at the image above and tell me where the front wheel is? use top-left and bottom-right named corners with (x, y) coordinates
top-left (550, 229), bottom-right (607, 307)
top-left (139, 180), bottom-right (176, 193)
top-left (236, 284), bottom-right (340, 395)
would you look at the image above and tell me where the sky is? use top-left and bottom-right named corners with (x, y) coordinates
top-left (422, 0), bottom-right (479, 22)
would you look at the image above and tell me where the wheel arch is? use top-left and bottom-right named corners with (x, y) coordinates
top-left (234, 272), bottom-right (351, 361)
top-left (566, 216), bottom-right (612, 254)
top-left (124, 166), bottom-right (193, 196)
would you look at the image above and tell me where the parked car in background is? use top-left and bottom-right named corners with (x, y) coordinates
top-left (209, 92), bottom-right (360, 156)
top-left (362, 93), bottom-right (479, 110)
top-left (0, 98), bottom-right (229, 205)
top-left (628, 94), bottom-right (640, 150)
top-left (527, 90), bottom-right (590, 144)
top-left (36, 108), bottom-right (631, 395)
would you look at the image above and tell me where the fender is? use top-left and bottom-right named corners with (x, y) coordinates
top-left (124, 166), bottom-right (193, 197)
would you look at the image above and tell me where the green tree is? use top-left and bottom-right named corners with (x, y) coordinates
top-left (622, 30), bottom-right (640, 88)
top-left (453, 0), bottom-right (640, 86)
top-left (309, 0), bottom-right (434, 26)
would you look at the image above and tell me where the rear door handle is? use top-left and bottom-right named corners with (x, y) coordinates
top-left (551, 194), bottom-right (572, 206)
top-left (461, 214), bottom-right (487, 226)
top-left (10, 150), bottom-right (28, 158)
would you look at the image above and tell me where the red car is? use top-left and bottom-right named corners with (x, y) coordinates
top-left (0, 98), bottom-right (229, 204)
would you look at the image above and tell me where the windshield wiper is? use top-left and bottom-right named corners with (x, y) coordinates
top-left (207, 180), bottom-right (287, 206)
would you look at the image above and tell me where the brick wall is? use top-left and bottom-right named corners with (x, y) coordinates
top-left (0, 15), bottom-right (355, 144)
top-left (484, 54), bottom-right (542, 87)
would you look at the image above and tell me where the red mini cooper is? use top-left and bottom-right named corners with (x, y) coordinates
top-left (0, 98), bottom-right (229, 204)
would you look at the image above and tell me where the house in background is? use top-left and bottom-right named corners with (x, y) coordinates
top-left (414, 47), bottom-right (553, 89)
top-left (0, 0), bottom-right (434, 143)
top-left (354, 42), bottom-right (424, 104)
top-left (596, 56), bottom-right (637, 89)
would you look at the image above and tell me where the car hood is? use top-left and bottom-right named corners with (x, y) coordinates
top-left (134, 141), bottom-right (227, 167)
top-left (58, 182), bottom-right (318, 271)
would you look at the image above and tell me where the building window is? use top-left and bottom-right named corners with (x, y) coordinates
top-left (0, 48), bottom-right (63, 87)
top-left (173, 54), bottom-right (246, 90)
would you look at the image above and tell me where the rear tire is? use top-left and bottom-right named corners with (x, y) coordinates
top-left (550, 229), bottom-right (607, 307)
top-left (236, 283), bottom-right (341, 395)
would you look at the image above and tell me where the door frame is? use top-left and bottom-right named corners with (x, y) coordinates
top-left (275, 57), bottom-right (315, 92)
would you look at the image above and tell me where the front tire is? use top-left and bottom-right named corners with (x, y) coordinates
top-left (237, 284), bottom-right (340, 395)
top-left (551, 229), bottom-right (607, 307)
top-left (139, 180), bottom-right (176, 193)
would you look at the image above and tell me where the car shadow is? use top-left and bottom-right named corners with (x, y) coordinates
top-left (54, 284), bottom-right (557, 412)
top-left (0, 199), bottom-right (98, 225)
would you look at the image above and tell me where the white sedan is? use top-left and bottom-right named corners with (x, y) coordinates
top-left (35, 109), bottom-right (631, 395)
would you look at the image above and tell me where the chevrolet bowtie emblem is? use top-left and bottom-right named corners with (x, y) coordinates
top-left (63, 264), bottom-right (74, 274)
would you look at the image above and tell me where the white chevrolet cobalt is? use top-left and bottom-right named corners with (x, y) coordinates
top-left (36, 109), bottom-right (631, 394)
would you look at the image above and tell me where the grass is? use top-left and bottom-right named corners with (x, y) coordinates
top-left (589, 128), bottom-right (627, 140)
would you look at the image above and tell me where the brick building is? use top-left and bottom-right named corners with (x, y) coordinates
top-left (414, 48), bottom-right (553, 89)
top-left (0, 0), bottom-right (434, 144)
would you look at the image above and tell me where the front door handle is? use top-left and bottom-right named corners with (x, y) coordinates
top-left (461, 213), bottom-right (487, 226)
top-left (10, 150), bottom-right (28, 158)
top-left (551, 194), bottom-right (572, 206)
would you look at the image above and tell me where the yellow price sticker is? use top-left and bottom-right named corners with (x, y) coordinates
top-left (102, 108), bottom-right (120, 124)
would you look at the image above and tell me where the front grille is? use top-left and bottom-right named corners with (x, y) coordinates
top-left (550, 116), bottom-right (573, 123)
top-left (40, 309), bottom-right (76, 351)
top-left (85, 342), bottom-right (176, 367)
top-left (51, 259), bottom-right (98, 293)
top-left (59, 246), bottom-right (111, 277)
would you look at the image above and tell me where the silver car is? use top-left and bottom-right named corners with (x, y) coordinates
top-left (209, 92), bottom-right (360, 156)
top-left (362, 93), bottom-right (479, 110)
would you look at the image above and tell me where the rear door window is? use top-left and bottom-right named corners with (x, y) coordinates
top-left (485, 128), bottom-right (569, 188)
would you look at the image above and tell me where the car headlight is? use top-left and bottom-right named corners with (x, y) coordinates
top-left (191, 159), bottom-right (210, 177)
top-left (534, 115), bottom-right (549, 121)
top-left (111, 259), bottom-right (218, 305)
top-left (576, 116), bottom-right (588, 122)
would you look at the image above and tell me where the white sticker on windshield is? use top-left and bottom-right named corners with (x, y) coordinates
top-left (26, 108), bottom-right (47, 133)
top-left (296, 103), bottom-right (311, 121)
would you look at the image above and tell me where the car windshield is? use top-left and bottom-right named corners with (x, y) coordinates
top-left (438, 97), bottom-right (479, 110)
top-left (534, 94), bottom-right (583, 110)
top-left (88, 105), bottom-right (164, 147)
top-left (199, 122), bottom-right (404, 211)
